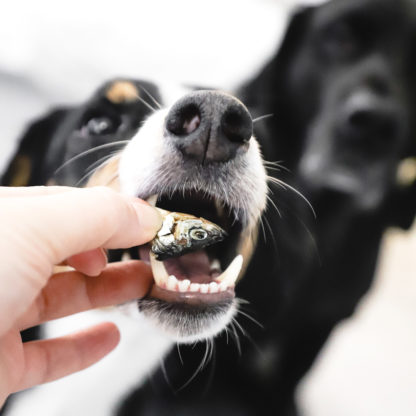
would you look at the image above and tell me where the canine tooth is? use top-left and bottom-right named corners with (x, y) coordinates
top-left (121, 251), bottom-right (132, 262)
top-left (200, 284), bottom-right (209, 294)
top-left (190, 283), bottom-right (200, 292)
top-left (146, 194), bottom-right (158, 207)
top-left (209, 282), bottom-right (219, 293)
top-left (178, 279), bottom-right (191, 292)
top-left (210, 259), bottom-right (221, 271)
top-left (167, 275), bottom-right (177, 291)
top-left (149, 252), bottom-right (169, 287)
top-left (214, 255), bottom-right (243, 287)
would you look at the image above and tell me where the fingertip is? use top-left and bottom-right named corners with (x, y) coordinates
top-left (67, 248), bottom-right (108, 276)
top-left (17, 322), bottom-right (122, 392)
top-left (130, 198), bottom-right (163, 242)
top-left (94, 321), bottom-right (121, 354)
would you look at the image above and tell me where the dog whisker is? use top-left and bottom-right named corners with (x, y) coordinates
top-left (258, 215), bottom-right (268, 243)
top-left (232, 302), bottom-right (263, 353)
top-left (292, 211), bottom-right (322, 267)
top-left (54, 140), bottom-right (129, 177)
top-left (138, 85), bottom-right (162, 109)
top-left (232, 316), bottom-right (247, 338)
top-left (76, 151), bottom-right (119, 186)
top-left (252, 113), bottom-right (274, 123)
top-left (236, 308), bottom-right (264, 329)
top-left (228, 320), bottom-right (242, 356)
top-left (176, 338), bottom-right (213, 392)
top-left (224, 326), bottom-right (230, 345)
top-left (266, 194), bottom-right (282, 218)
top-left (176, 343), bottom-right (184, 366)
top-left (261, 213), bottom-right (279, 256)
top-left (202, 340), bottom-right (217, 396)
top-left (159, 356), bottom-right (174, 392)
top-left (267, 176), bottom-right (316, 218)
top-left (264, 160), bottom-right (291, 173)
top-left (133, 92), bottom-right (158, 112)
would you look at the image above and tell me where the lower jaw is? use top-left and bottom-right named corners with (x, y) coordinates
top-left (137, 294), bottom-right (236, 342)
top-left (148, 283), bottom-right (235, 306)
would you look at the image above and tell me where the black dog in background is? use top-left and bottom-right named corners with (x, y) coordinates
top-left (124, 1), bottom-right (416, 415)
top-left (2, 0), bottom-right (416, 415)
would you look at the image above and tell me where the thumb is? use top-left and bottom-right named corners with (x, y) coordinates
top-left (22, 186), bottom-right (162, 264)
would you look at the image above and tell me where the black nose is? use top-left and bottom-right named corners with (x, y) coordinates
top-left (165, 90), bottom-right (253, 164)
top-left (340, 89), bottom-right (398, 139)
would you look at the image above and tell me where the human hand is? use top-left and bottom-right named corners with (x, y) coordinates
top-left (0, 186), bottom-right (162, 406)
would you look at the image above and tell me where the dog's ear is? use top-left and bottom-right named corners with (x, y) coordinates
top-left (274, 6), bottom-right (313, 67)
top-left (241, 6), bottom-right (313, 101)
top-left (239, 6), bottom-right (313, 167)
top-left (1, 108), bottom-right (69, 186)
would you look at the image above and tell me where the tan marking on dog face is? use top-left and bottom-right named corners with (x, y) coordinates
top-left (396, 157), bottom-right (416, 187)
top-left (86, 156), bottom-right (121, 191)
top-left (237, 225), bottom-right (258, 279)
top-left (105, 81), bottom-right (139, 104)
top-left (9, 155), bottom-right (32, 186)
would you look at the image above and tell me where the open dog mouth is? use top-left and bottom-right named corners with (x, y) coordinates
top-left (138, 189), bottom-right (245, 306)
top-left (93, 88), bottom-right (267, 340)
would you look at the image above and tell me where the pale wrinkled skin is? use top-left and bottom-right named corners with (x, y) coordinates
top-left (151, 211), bottom-right (227, 261)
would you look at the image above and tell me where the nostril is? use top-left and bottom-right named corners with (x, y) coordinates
top-left (348, 109), bottom-right (376, 128)
top-left (221, 105), bottom-right (253, 143)
top-left (166, 104), bottom-right (201, 136)
top-left (347, 107), bottom-right (397, 137)
top-left (183, 114), bottom-right (200, 134)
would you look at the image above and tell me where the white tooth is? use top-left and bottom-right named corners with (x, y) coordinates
top-left (146, 194), bottom-right (158, 207)
top-left (178, 279), bottom-right (191, 292)
top-left (209, 282), bottom-right (219, 293)
top-left (167, 275), bottom-right (177, 291)
top-left (190, 283), bottom-right (200, 292)
top-left (149, 252), bottom-right (169, 287)
top-left (214, 255), bottom-right (243, 287)
top-left (210, 259), bottom-right (221, 271)
top-left (200, 284), bottom-right (209, 294)
top-left (121, 252), bottom-right (132, 262)
top-left (219, 282), bottom-right (228, 292)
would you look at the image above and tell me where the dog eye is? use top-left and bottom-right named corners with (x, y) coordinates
top-left (190, 229), bottom-right (208, 240)
top-left (320, 21), bottom-right (359, 61)
top-left (83, 116), bottom-right (120, 136)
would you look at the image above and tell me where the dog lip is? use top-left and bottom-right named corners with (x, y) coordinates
top-left (147, 283), bottom-right (235, 306)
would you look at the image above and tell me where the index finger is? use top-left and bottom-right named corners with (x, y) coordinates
top-left (17, 260), bottom-right (153, 330)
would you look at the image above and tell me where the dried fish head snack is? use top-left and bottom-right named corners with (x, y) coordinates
top-left (151, 210), bottom-right (227, 261)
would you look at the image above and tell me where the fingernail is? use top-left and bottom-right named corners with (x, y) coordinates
top-left (131, 198), bottom-right (163, 237)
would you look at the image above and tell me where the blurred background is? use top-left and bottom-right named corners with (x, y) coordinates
top-left (1, 1), bottom-right (415, 415)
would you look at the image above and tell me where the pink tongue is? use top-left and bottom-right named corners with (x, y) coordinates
top-left (164, 250), bottom-right (213, 283)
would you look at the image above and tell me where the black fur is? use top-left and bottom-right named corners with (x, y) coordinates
top-left (117, 1), bottom-right (416, 415)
